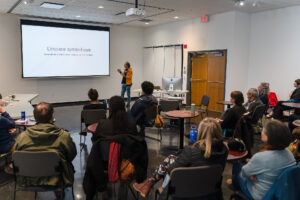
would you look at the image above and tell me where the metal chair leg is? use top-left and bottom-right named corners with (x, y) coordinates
top-left (13, 181), bottom-right (16, 200)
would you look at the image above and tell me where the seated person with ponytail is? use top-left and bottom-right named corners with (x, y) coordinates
top-left (83, 88), bottom-right (107, 110)
top-left (133, 118), bottom-right (228, 198)
top-left (92, 96), bottom-right (138, 141)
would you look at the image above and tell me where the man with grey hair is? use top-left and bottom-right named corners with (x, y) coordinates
top-left (244, 88), bottom-right (263, 114)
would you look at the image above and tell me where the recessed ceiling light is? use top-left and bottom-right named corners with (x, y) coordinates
top-left (76, 15), bottom-right (81, 18)
top-left (23, 1), bottom-right (28, 5)
top-left (174, 16), bottom-right (179, 19)
top-left (40, 2), bottom-right (65, 9)
top-left (145, 22), bottom-right (149, 25)
top-left (239, 1), bottom-right (245, 6)
top-left (252, 2), bottom-right (259, 7)
top-left (98, 5), bottom-right (104, 9)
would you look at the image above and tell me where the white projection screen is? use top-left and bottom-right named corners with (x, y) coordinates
top-left (21, 20), bottom-right (110, 78)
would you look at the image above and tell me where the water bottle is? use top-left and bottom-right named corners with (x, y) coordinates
top-left (191, 103), bottom-right (195, 115)
top-left (190, 126), bottom-right (198, 143)
top-left (21, 111), bottom-right (26, 121)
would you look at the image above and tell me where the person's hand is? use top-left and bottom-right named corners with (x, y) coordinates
top-left (0, 100), bottom-right (8, 106)
top-left (216, 118), bottom-right (223, 123)
top-left (9, 128), bottom-right (16, 134)
top-left (117, 69), bottom-right (121, 73)
top-left (250, 175), bottom-right (257, 181)
top-left (0, 106), bottom-right (5, 113)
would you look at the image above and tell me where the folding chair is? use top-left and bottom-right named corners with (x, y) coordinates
top-left (80, 109), bottom-right (107, 150)
top-left (142, 104), bottom-right (162, 141)
top-left (12, 151), bottom-right (74, 200)
top-left (96, 140), bottom-right (139, 200)
top-left (198, 95), bottom-right (210, 119)
top-left (155, 165), bottom-right (223, 200)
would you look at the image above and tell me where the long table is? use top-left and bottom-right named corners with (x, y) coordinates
top-left (3, 94), bottom-right (38, 119)
top-left (133, 89), bottom-right (189, 99)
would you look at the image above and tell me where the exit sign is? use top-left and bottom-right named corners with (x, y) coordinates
top-left (201, 16), bottom-right (209, 23)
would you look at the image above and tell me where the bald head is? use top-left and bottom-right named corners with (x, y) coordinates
top-left (34, 102), bottom-right (54, 123)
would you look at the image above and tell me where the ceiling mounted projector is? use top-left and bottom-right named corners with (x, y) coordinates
top-left (126, 7), bottom-right (146, 16)
top-left (125, 0), bottom-right (146, 17)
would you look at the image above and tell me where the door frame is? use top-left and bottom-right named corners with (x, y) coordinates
top-left (186, 49), bottom-right (228, 106)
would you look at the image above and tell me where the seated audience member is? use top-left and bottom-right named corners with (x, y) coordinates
top-left (92, 96), bottom-right (138, 141)
top-left (216, 91), bottom-right (246, 137)
top-left (130, 81), bottom-right (158, 128)
top-left (269, 79), bottom-right (300, 120)
top-left (133, 118), bottom-right (228, 197)
top-left (0, 105), bottom-right (16, 154)
top-left (258, 82), bottom-right (270, 105)
top-left (15, 102), bottom-right (77, 188)
top-left (231, 120), bottom-right (296, 200)
top-left (83, 88), bottom-right (107, 110)
top-left (244, 88), bottom-right (263, 113)
top-left (288, 127), bottom-right (300, 161)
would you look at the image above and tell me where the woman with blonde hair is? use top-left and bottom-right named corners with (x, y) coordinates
top-left (133, 117), bottom-right (228, 198)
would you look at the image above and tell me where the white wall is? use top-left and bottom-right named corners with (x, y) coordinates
top-left (0, 14), bottom-right (144, 104)
top-left (143, 11), bottom-right (251, 100)
top-left (248, 6), bottom-right (300, 100)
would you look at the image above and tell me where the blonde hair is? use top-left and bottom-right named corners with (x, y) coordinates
top-left (194, 117), bottom-right (223, 158)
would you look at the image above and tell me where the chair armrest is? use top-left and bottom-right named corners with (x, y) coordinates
top-left (230, 191), bottom-right (251, 200)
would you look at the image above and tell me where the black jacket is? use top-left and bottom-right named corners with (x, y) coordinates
top-left (234, 115), bottom-right (254, 157)
top-left (244, 98), bottom-right (263, 114)
top-left (259, 94), bottom-right (269, 105)
top-left (83, 134), bottom-right (148, 200)
top-left (291, 88), bottom-right (300, 101)
top-left (92, 118), bottom-right (138, 141)
top-left (168, 140), bottom-right (228, 172)
top-left (220, 105), bottom-right (246, 130)
top-left (130, 94), bottom-right (158, 126)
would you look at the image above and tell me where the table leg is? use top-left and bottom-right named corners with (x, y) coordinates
top-left (179, 118), bottom-right (184, 149)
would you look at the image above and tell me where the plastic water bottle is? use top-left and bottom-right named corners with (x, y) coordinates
top-left (190, 126), bottom-right (198, 143)
top-left (191, 103), bottom-right (195, 115)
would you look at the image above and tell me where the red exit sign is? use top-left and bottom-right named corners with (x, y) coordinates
top-left (201, 16), bottom-right (209, 23)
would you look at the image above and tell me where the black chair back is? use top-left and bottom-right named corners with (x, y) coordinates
top-left (12, 151), bottom-right (61, 177)
top-left (168, 165), bottom-right (223, 199)
top-left (143, 104), bottom-right (158, 127)
top-left (81, 109), bottom-right (107, 125)
top-left (201, 95), bottom-right (210, 107)
top-left (251, 104), bottom-right (265, 124)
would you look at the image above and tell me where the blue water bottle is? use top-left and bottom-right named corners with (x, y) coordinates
top-left (190, 126), bottom-right (198, 143)
top-left (21, 111), bottom-right (26, 121)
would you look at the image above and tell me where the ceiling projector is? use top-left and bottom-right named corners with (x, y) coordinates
top-left (126, 8), bottom-right (146, 16)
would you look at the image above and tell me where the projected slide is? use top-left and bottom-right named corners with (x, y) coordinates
top-left (21, 20), bottom-right (110, 78)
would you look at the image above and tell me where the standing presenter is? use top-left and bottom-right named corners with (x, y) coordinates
top-left (117, 61), bottom-right (133, 107)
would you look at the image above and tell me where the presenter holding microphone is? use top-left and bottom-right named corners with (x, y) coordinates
top-left (118, 62), bottom-right (133, 107)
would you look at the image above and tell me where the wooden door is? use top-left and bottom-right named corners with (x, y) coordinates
top-left (207, 52), bottom-right (226, 112)
top-left (191, 54), bottom-right (207, 106)
top-left (190, 51), bottom-right (226, 112)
